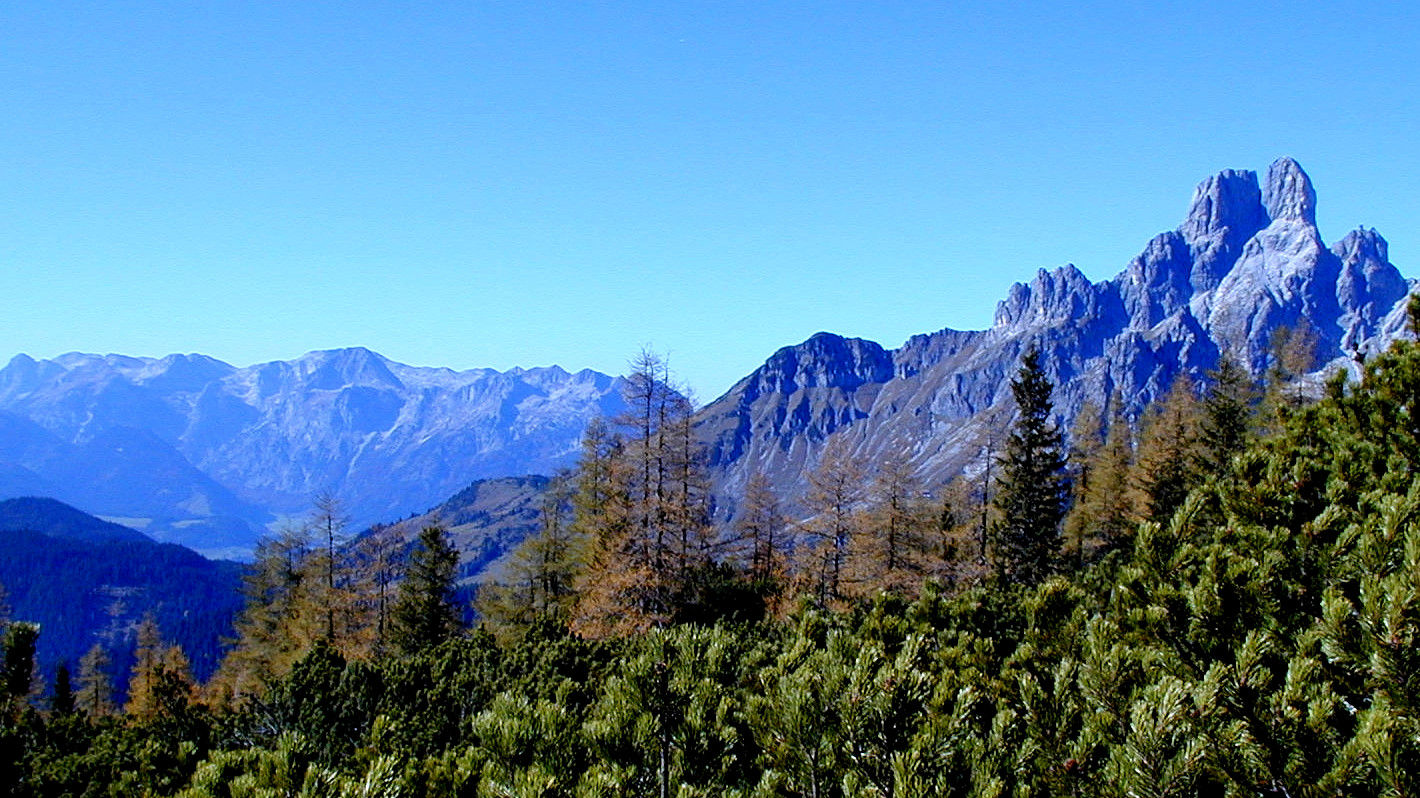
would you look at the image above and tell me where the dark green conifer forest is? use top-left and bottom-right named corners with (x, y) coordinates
top-left (5, 323), bottom-right (1420, 797)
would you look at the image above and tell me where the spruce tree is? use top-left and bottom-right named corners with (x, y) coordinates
top-left (390, 524), bottom-right (462, 656)
top-left (51, 662), bottom-right (75, 715)
top-left (1199, 352), bottom-right (1254, 476)
top-left (992, 348), bottom-right (1069, 585)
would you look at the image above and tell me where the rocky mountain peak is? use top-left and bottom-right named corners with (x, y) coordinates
top-left (1181, 169), bottom-right (1266, 241)
top-left (1333, 227), bottom-right (1409, 339)
top-left (1262, 156), bottom-right (1317, 225)
top-left (1333, 226), bottom-right (1390, 267)
top-left (993, 264), bottom-right (1097, 329)
top-left (1179, 168), bottom-right (1268, 292)
top-left (294, 347), bottom-right (405, 391)
top-left (0, 350), bottom-right (631, 554)
top-left (752, 333), bottom-right (893, 395)
top-left (699, 157), bottom-right (1413, 523)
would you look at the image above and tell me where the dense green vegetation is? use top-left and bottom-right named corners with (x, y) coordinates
top-left (5, 325), bottom-right (1420, 796)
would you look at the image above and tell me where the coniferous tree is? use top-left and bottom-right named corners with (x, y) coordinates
top-left (992, 348), bottom-right (1069, 585)
top-left (1065, 393), bottom-right (1136, 560)
top-left (76, 642), bottom-right (115, 717)
top-left (125, 614), bottom-right (164, 718)
top-left (390, 525), bottom-right (462, 656)
top-left (125, 615), bottom-right (195, 722)
top-left (926, 476), bottom-right (989, 585)
top-left (1199, 353), bottom-right (1254, 476)
top-left (1133, 374), bottom-right (1204, 522)
top-left (353, 521), bottom-right (405, 658)
top-left (478, 474), bottom-right (587, 637)
top-left (573, 352), bottom-right (712, 635)
top-left (207, 523), bottom-right (323, 703)
top-left (966, 404), bottom-right (1011, 568)
top-left (799, 438), bottom-right (867, 605)
top-left (309, 492), bottom-right (357, 648)
top-left (850, 450), bottom-right (932, 598)
top-left (570, 417), bottom-right (648, 638)
top-left (51, 662), bottom-right (75, 715)
top-left (1260, 322), bottom-right (1320, 426)
top-left (1065, 399), bottom-right (1105, 563)
top-left (731, 472), bottom-right (788, 588)
top-left (2, 620), bottom-right (38, 717)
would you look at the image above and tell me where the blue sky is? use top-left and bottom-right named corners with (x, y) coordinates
top-left (2, 1), bottom-right (1416, 400)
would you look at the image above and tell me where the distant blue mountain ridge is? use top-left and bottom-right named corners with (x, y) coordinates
top-left (0, 351), bottom-right (630, 557)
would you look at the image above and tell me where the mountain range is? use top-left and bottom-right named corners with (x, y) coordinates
top-left (697, 157), bottom-right (1413, 508)
top-left (0, 157), bottom-right (1411, 558)
top-left (0, 351), bottom-right (628, 556)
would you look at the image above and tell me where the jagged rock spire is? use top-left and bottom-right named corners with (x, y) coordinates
top-left (1180, 168), bottom-right (1268, 293)
top-left (1262, 156), bottom-right (1317, 224)
top-left (1181, 169), bottom-right (1266, 242)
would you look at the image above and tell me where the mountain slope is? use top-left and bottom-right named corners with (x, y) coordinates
top-left (0, 496), bottom-right (151, 543)
top-left (699, 158), bottom-right (1414, 508)
top-left (378, 474), bottom-right (552, 586)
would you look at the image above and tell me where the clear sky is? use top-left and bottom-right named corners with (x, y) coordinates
top-left (2, 1), bottom-right (1416, 400)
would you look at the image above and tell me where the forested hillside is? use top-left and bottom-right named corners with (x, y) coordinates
top-left (0, 500), bottom-right (244, 695)
top-left (4, 311), bottom-right (1420, 796)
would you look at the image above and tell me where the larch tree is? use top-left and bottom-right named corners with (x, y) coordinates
top-left (309, 491), bottom-right (362, 650)
top-left (799, 438), bottom-right (867, 605)
top-left (570, 416), bottom-right (645, 638)
top-left (206, 523), bottom-right (324, 704)
top-left (992, 348), bottom-right (1069, 585)
top-left (732, 471), bottom-right (788, 587)
top-left (849, 449), bottom-right (931, 598)
top-left (477, 473), bottom-right (587, 637)
top-left (663, 388), bottom-right (714, 581)
top-left (1132, 374), bottom-right (1204, 523)
top-left (76, 643), bottom-right (115, 717)
top-left (124, 614), bottom-right (193, 722)
top-left (352, 521), bottom-right (405, 659)
top-left (1260, 322), bottom-right (1320, 426)
top-left (965, 404), bottom-right (1011, 569)
top-left (926, 476), bottom-right (989, 586)
top-left (573, 351), bottom-right (711, 635)
top-left (1064, 392), bottom-right (1136, 562)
